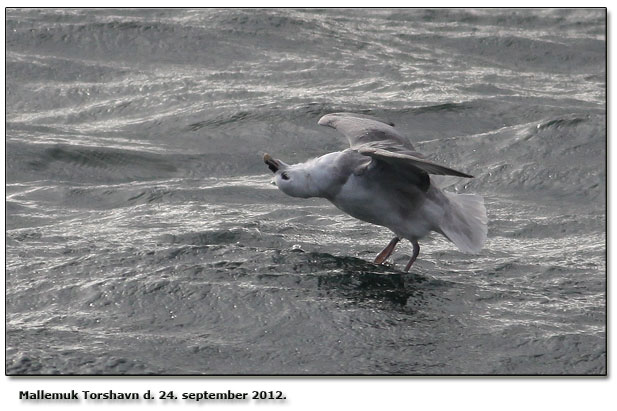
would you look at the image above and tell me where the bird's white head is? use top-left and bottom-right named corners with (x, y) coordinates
top-left (263, 153), bottom-right (318, 198)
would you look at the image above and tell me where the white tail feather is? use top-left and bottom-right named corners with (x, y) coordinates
top-left (439, 191), bottom-right (488, 253)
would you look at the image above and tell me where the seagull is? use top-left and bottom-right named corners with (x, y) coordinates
top-left (264, 112), bottom-right (487, 271)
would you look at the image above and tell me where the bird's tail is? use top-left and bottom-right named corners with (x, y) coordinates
top-left (438, 191), bottom-right (487, 253)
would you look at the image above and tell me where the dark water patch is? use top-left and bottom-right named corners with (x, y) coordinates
top-left (314, 270), bottom-right (432, 308)
top-left (6, 141), bottom-right (270, 183)
top-left (41, 144), bottom-right (174, 171)
top-left (411, 102), bottom-right (474, 115)
top-left (20, 183), bottom-right (223, 210)
top-left (12, 143), bottom-right (176, 182)
top-left (439, 35), bottom-right (605, 74)
top-left (536, 116), bottom-right (588, 131)
top-left (216, 9), bottom-right (325, 33)
top-left (5, 52), bottom-right (132, 86)
top-left (280, 251), bottom-right (397, 274)
top-left (186, 111), bottom-right (253, 131)
top-left (162, 229), bottom-right (254, 246)
top-left (458, 83), bottom-right (516, 96)
top-left (227, 249), bottom-right (455, 309)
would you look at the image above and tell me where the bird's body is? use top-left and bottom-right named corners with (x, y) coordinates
top-left (264, 113), bottom-right (487, 270)
top-left (303, 149), bottom-right (432, 239)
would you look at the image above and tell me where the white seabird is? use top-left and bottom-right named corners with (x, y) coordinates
top-left (264, 112), bottom-right (487, 271)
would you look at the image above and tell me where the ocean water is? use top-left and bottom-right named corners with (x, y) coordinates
top-left (5, 8), bottom-right (606, 375)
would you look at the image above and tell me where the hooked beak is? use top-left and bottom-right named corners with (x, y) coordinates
top-left (263, 153), bottom-right (280, 173)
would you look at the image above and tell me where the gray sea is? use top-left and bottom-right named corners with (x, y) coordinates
top-left (5, 8), bottom-right (606, 375)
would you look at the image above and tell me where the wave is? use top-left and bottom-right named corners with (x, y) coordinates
top-left (6, 97), bottom-right (606, 212)
top-left (438, 35), bottom-right (605, 74)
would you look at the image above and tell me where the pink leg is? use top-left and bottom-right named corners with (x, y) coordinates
top-left (374, 237), bottom-right (400, 265)
top-left (404, 240), bottom-right (420, 272)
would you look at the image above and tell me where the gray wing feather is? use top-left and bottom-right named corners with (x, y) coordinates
top-left (319, 112), bottom-right (395, 127)
top-left (318, 113), bottom-right (415, 150)
top-left (318, 112), bottom-right (473, 179)
top-left (358, 147), bottom-right (473, 178)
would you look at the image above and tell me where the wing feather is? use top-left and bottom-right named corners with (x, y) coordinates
top-left (358, 147), bottom-right (473, 178)
top-left (318, 113), bottom-right (414, 150)
top-left (318, 112), bottom-right (473, 179)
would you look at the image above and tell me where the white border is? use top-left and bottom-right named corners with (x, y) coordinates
top-left (2, 4), bottom-right (611, 410)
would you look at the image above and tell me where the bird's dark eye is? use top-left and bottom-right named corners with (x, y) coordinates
top-left (281, 172), bottom-right (289, 180)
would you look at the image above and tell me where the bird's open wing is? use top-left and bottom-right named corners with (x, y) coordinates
top-left (318, 112), bottom-right (473, 178)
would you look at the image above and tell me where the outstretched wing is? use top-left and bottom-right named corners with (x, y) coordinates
top-left (318, 112), bottom-right (473, 179)
top-left (318, 112), bottom-right (415, 150)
